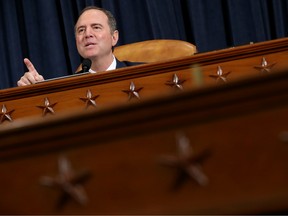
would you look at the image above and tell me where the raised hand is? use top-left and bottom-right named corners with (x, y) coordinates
top-left (17, 58), bottom-right (44, 86)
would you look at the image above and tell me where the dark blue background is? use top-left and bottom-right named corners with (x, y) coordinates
top-left (0, 0), bottom-right (287, 89)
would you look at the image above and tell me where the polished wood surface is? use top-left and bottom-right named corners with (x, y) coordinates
top-left (0, 65), bottom-right (288, 214)
top-left (1, 37), bottom-right (288, 124)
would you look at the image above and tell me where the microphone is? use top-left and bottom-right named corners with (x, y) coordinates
top-left (81, 58), bottom-right (92, 73)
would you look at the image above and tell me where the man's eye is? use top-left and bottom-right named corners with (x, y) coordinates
top-left (78, 29), bottom-right (85, 33)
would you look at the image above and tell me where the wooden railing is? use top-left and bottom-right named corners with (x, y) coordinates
top-left (1, 37), bottom-right (288, 124)
top-left (1, 38), bottom-right (288, 214)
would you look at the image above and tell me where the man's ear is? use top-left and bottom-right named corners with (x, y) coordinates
top-left (112, 30), bottom-right (119, 47)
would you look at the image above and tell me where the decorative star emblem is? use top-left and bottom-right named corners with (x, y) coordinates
top-left (0, 104), bottom-right (14, 124)
top-left (209, 66), bottom-right (231, 83)
top-left (40, 156), bottom-right (91, 209)
top-left (122, 81), bottom-right (143, 101)
top-left (159, 133), bottom-right (210, 190)
top-left (165, 74), bottom-right (186, 90)
top-left (80, 89), bottom-right (99, 109)
top-left (37, 97), bottom-right (57, 116)
top-left (254, 57), bottom-right (276, 74)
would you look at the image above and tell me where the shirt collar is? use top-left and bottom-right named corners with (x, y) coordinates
top-left (89, 55), bottom-right (117, 73)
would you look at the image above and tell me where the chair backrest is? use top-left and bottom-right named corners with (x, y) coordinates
top-left (75, 39), bottom-right (197, 72)
top-left (113, 39), bottom-right (197, 63)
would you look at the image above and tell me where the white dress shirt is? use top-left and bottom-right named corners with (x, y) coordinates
top-left (89, 55), bottom-right (117, 73)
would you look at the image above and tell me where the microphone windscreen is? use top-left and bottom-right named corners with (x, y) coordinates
top-left (82, 59), bottom-right (92, 72)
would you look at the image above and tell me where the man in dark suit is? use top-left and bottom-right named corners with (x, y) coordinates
top-left (17, 6), bottom-right (138, 86)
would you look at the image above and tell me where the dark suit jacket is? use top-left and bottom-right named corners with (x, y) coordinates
top-left (116, 59), bottom-right (143, 69)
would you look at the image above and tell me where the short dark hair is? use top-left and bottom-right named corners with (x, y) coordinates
top-left (75, 6), bottom-right (117, 34)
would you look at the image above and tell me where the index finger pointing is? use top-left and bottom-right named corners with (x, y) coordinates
top-left (24, 58), bottom-right (36, 73)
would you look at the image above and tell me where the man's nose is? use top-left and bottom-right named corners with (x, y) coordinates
top-left (84, 27), bottom-right (93, 37)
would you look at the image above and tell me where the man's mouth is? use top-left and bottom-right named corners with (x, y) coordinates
top-left (85, 42), bottom-right (96, 47)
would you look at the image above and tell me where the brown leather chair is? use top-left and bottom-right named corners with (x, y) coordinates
top-left (76, 39), bottom-right (197, 72)
top-left (113, 39), bottom-right (197, 63)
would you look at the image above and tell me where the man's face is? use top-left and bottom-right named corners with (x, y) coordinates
top-left (75, 9), bottom-right (118, 60)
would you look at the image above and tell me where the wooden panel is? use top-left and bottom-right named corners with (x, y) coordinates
top-left (1, 109), bottom-right (288, 215)
top-left (1, 38), bottom-right (288, 123)
top-left (0, 65), bottom-right (288, 214)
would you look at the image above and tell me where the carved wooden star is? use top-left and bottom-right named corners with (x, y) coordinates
top-left (209, 66), bottom-right (231, 83)
top-left (80, 89), bottom-right (99, 109)
top-left (0, 104), bottom-right (14, 124)
top-left (254, 57), bottom-right (276, 74)
top-left (37, 97), bottom-right (57, 116)
top-left (122, 81), bottom-right (143, 101)
top-left (159, 133), bottom-right (210, 190)
top-left (165, 74), bottom-right (186, 90)
top-left (40, 156), bottom-right (91, 209)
